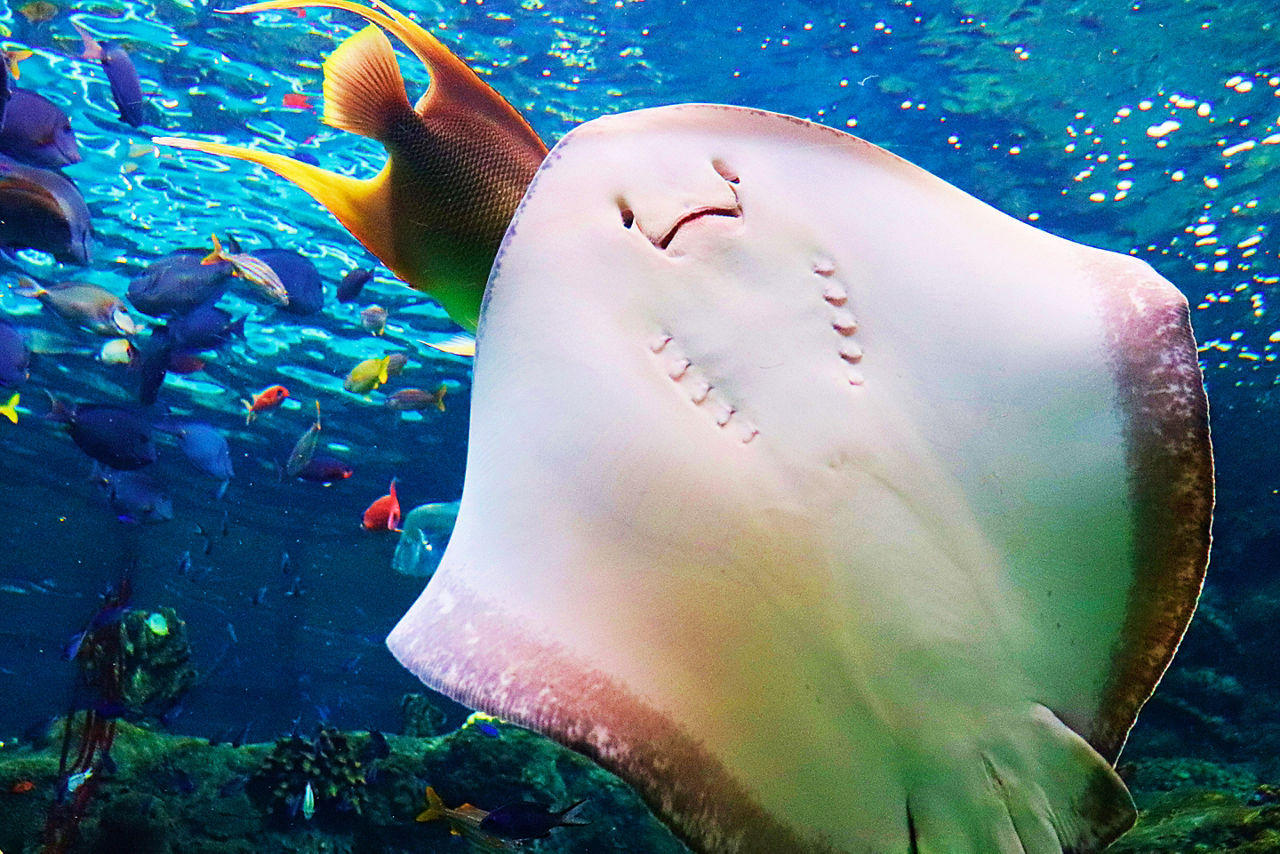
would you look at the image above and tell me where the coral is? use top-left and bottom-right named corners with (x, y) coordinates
top-left (400, 692), bottom-right (450, 738)
top-left (251, 725), bottom-right (368, 820)
top-left (1111, 788), bottom-right (1280, 853)
top-left (0, 718), bottom-right (688, 852)
top-left (79, 607), bottom-right (197, 720)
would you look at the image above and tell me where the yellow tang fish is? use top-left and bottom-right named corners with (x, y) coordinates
top-left (154, 0), bottom-right (548, 332)
top-left (0, 391), bottom-right (18, 424)
top-left (344, 355), bottom-right (392, 394)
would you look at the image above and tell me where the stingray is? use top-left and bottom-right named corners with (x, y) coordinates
top-left (156, 5), bottom-right (1212, 851)
top-left (386, 106), bottom-right (1212, 853)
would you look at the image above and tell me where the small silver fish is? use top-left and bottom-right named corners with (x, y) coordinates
top-left (64, 768), bottom-right (93, 795)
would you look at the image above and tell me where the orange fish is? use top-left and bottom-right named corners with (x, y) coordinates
top-left (243, 384), bottom-right (289, 424)
top-left (362, 478), bottom-right (402, 532)
top-left (282, 93), bottom-right (312, 110)
top-left (10, 780), bottom-right (35, 793)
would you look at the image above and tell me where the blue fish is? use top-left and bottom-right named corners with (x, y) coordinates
top-left (47, 395), bottom-right (155, 470)
top-left (135, 326), bottom-right (173, 406)
top-left (251, 249), bottom-right (324, 315)
top-left (127, 249), bottom-right (233, 318)
top-left (0, 154), bottom-right (91, 263)
top-left (336, 268), bottom-right (374, 303)
top-left (0, 319), bottom-right (29, 388)
top-left (94, 464), bottom-right (172, 524)
top-left (0, 88), bottom-right (79, 167)
top-left (161, 422), bottom-right (233, 482)
top-left (74, 24), bottom-right (146, 127)
top-left (478, 798), bottom-right (589, 840)
top-left (166, 304), bottom-right (245, 351)
top-left (296, 455), bottom-right (353, 484)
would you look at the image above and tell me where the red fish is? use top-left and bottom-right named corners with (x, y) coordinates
top-left (243, 384), bottom-right (289, 424)
top-left (282, 93), bottom-right (312, 110)
top-left (362, 479), bottom-right (401, 532)
top-left (10, 780), bottom-right (35, 793)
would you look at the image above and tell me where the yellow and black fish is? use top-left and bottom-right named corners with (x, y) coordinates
top-left (154, 0), bottom-right (548, 331)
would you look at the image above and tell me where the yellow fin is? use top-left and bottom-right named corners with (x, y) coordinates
top-left (225, 0), bottom-right (543, 142)
top-left (153, 136), bottom-right (395, 280)
top-left (416, 785), bottom-right (445, 823)
top-left (5, 49), bottom-right (33, 79)
top-left (323, 26), bottom-right (413, 140)
top-left (202, 233), bottom-right (226, 265)
top-left (0, 391), bottom-right (17, 424)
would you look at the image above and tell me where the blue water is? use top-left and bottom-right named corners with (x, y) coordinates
top-left (0, 0), bottom-right (1273, 845)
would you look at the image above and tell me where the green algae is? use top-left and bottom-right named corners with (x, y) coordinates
top-left (0, 714), bottom-right (685, 853)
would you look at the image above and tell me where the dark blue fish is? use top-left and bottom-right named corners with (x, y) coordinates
top-left (94, 465), bottom-right (172, 524)
top-left (159, 699), bottom-right (185, 727)
top-left (229, 721), bottom-right (252, 748)
top-left (0, 52), bottom-right (10, 132)
top-left (89, 603), bottom-right (129, 630)
top-left (167, 304), bottom-right (245, 351)
top-left (127, 249), bottom-right (233, 318)
top-left (217, 776), bottom-right (248, 797)
top-left (336, 268), bottom-right (374, 303)
top-left (478, 799), bottom-right (589, 840)
top-left (296, 455), bottom-right (353, 484)
top-left (251, 249), bottom-right (324, 315)
top-left (75, 24), bottom-right (146, 127)
top-left (0, 319), bottom-right (29, 387)
top-left (0, 88), bottom-right (79, 167)
top-left (0, 153), bottom-right (91, 263)
top-left (62, 630), bottom-right (86, 660)
top-left (135, 326), bottom-right (172, 406)
top-left (47, 395), bottom-right (155, 470)
top-left (65, 599), bottom-right (128, 658)
top-left (160, 421), bottom-right (233, 481)
top-left (360, 730), bottom-right (389, 761)
top-left (92, 700), bottom-right (128, 719)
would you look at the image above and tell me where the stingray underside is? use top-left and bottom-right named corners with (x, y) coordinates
top-left (387, 104), bottom-right (1212, 854)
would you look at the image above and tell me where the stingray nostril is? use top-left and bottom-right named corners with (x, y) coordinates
top-left (618, 201), bottom-right (635, 229)
top-left (712, 159), bottom-right (740, 184)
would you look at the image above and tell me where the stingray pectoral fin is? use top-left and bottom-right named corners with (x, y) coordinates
top-left (152, 137), bottom-right (396, 282)
top-left (904, 704), bottom-right (1134, 854)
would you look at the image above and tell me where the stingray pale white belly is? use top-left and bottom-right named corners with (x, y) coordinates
top-left (387, 105), bottom-right (1212, 854)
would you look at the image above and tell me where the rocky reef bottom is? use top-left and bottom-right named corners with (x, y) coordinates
top-left (1, 705), bottom-right (1277, 853)
top-left (0, 699), bottom-right (685, 854)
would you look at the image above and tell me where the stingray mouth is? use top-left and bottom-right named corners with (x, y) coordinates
top-left (619, 160), bottom-right (744, 250)
top-left (652, 204), bottom-right (743, 250)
